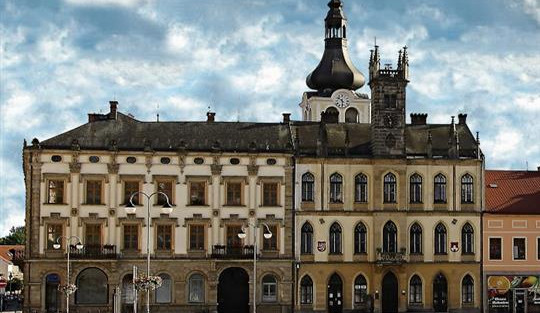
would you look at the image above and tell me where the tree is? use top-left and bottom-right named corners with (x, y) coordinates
top-left (0, 226), bottom-right (25, 245)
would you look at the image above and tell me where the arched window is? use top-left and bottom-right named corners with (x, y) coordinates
top-left (262, 275), bottom-right (278, 302)
top-left (121, 274), bottom-right (135, 305)
top-left (329, 173), bottom-right (343, 203)
top-left (383, 173), bottom-right (397, 203)
top-left (354, 274), bottom-right (368, 304)
top-left (354, 222), bottom-right (367, 254)
top-left (462, 275), bottom-right (474, 304)
top-left (345, 107), bottom-right (359, 123)
top-left (75, 268), bottom-right (108, 304)
top-left (325, 107), bottom-right (339, 123)
top-left (462, 223), bottom-right (474, 254)
top-left (155, 273), bottom-right (172, 303)
top-left (410, 174), bottom-right (422, 203)
top-left (188, 274), bottom-right (204, 303)
top-left (434, 223), bottom-right (447, 254)
top-left (301, 222), bottom-right (313, 254)
top-left (300, 276), bottom-right (313, 304)
top-left (45, 274), bottom-right (61, 313)
top-left (355, 174), bottom-right (368, 203)
top-left (329, 223), bottom-right (342, 254)
top-left (461, 174), bottom-right (474, 203)
top-left (409, 275), bottom-right (422, 304)
top-left (410, 223), bottom-right (422, 254)
top-left (383, 221), bottom-right (397, 253)
top-left (302, 173), bottom-right (315, 202)
top-left (434, 174), bottom-right (447, 203)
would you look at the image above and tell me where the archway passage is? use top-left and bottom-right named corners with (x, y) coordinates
top-left (328, 273), bottom-right (343, 313)
top-left (382, 272), bottom-right (399, 313)
top-left (433, 273), bottom-right (448, 312)
top-left (45, 274), bottom-right (60, 313)
top-left (218, 267), bottom-right (249, 313)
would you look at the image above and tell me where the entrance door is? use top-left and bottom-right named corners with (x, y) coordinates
top-left (514, 289), bottom-right (526, 313)
top-left (433, 273), bottom-right (448, 312)
top-left (45, 274), bottom-right (60, 313)
top-left (327, 273), bottom-right (343, 313)
top-left (218, 267), bottom-right (249, 313)
top-left (382, 272), bottom-right (399, 313)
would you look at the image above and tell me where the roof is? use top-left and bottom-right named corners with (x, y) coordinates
top-left (0, 245), bottom-right (24, 264)
top-left (485, 170), bottom-right (540, 214)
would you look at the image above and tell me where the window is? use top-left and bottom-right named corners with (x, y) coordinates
top-left (461, 174), bottom-right (474, 203)
top-left (123, 224), bottom-right (139, 250)
top-left (301, 173), bottom-right (314, 202)
top-left (189, 181), bottom-right (206, 205)
top-left (434, 174), bottom-right (447, 203)
top-left (538, 237), bottom-right (540, 260)
top-left (383, 173), bottom-right (397, 203)
top-left (86, 180), bottom-right (102, 204)
top-left (47, 180), bottom-right (64, 204)
top-left (85, 224), bottom-right (101, 246)
top-left (409, 174), bottom-right (422, 203)
top-left (262, 275), bottom-right (277, 302)
top-left (263, 182), bottom-right (279, 206)
top-left (155, 273), bottom-right (172, 303)
top-left (46, 224), bottom-right (63, 249)
top-left (189, 225), bottom-right (205, 250)
top-left (489, 238), bottom-right (502, 260)
top-left (383, 221), bottom-right (398, 253)
top-left (409, 275), bottom-right (422, 304)
top-left (329, 173), bottom-right (343, 203)
top-left (462, 223), bottom-right (474, 254)
top-left (188, 274), bottom-right (204, 303)
top-left (301, 222), bottom-right (313, 254)
top-left (354, 275), bottom-right (368, 304)
top-left (329, 223), bottom-right (342, 254)
top-left (226, 182), bottom-right (242, 205)
top-left (300, 276), bottom-right (313, 304)
top-left (462, 275), bottom-right (474, 304)
top-left (513, 238), bottom-right (526, 260)
top-left (384, 94), bottom-right (397, 108)
top-left (345, 107), bottom-right (359, 123)
top-left (156, 225), bottom-right (172, 250)
top-left (121, 274), bottom-right (135, 304)
top-left (227, 225), bottom-right (243, 247)
top-left (410, 223), bottom-right (422, 254)
top-left (354, 174), bottom-right (368, 203)
top-left (434, 223), bottom-right (447, 254)
top-left (354, 222), bottom-right (367, 254)
top-left (123, 181), bottom-right (139, 205)
top-left (262, 225), bottom-right (278, 250)
top-left (75, 268), bottom-right (108, 304)
top-left (157, 180), bottom-right (173, 205)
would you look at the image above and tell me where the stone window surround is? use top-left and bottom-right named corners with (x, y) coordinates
top-left (258, 176), bottom-right (284, 207)
top-left (151, 215), bottom-right (179, 253)
top-left (221, 176), bottom-right (248, 207)
top-left (184, 216), bottom-right (211, 254)
top-left (42, 214), bottom-right (70, 251)
top-left (42, 173), bottom-right (70, 205)
top-left (80, 174), bottom-right (108, 205)
top-left (117, 215), bottom-right (145, 252)
top-left (118, 174), bottom-right (145, 206)
top-left (152, 175), bottom-right (178, 205)
top-left (185, 175), bottom-right (212, 206)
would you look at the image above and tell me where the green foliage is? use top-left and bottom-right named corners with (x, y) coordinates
top-left (0, 226), bottom-right (25, 245)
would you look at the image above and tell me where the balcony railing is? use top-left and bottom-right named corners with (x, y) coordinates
top-left (69, 244), bottom-right (119, 259)
top-left (211, 245), bottom-right (254, 259)
top-left (376, 247), bottom-right (406, 265)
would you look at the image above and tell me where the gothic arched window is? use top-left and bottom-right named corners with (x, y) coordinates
top-left (301, 222), bottom-right (313, 254)
top-left (383, 173), bottom-right (397, 203)
top-left (410, 174), bottom-right (422, 203)
top-left (462, 223), bottom-right (474, 254)
top-left (329, 173), bottom-right (343, 203)
top-left (434, 223), bottom-right (447, 254)
top-left (354, 274), bottom-right (368, 304)
top-left (302, 173), bottom-right (315, 202)
top-left (461, 174), bottom-right (474, 203)
top-left (300, 276), bottom-right (313, 304)
top-left (410, 223), bottom-right (422, 254)
top-left (409, 275), bottom-right (422, 304)
top-left (355, 174), bottom-right (368, 203)
top-left (354, 222), bottom-right (367, 254)
top-left (462, 275), bottom-right (474, 304)
top-left (383, 221), bottom-right (397, 253)
top-left (329, 223), bottom-right (342, 254)
top-left (434, 174), bottom-right (447, 203)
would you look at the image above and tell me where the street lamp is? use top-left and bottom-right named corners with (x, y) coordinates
top-left (53, 235), bottom-right (84, 313)
top-left (125, 191), bottom-right (172, 313)
top-left (238, 222), bottom-right (273, 313)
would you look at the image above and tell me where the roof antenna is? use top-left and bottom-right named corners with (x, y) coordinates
top-left (156, 103), bottom-right (160, 122)
top-left (526, 160), bottom-right (529, 171)
top-left (374, 36), bottom-right (377, 47)
top-left (236, 108), bottom-right (240, 122)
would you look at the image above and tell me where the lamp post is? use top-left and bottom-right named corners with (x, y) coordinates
top-left (125, 191), bottom-right (172, 313)
top-left (238, 222), bottom-right (273, 313)
top-left (53, 235), bottom-right (83, 313)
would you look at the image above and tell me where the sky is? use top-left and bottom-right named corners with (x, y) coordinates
top-left (1, 0), bottom-right (539, 236)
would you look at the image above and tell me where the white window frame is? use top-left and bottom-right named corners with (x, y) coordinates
top-left (488, 236), bottom-right (503, 261)
top-left (512, 237), bottom-right (527, 261)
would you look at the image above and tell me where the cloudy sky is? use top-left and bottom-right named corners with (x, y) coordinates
top-left (1, 0), bottom-right (539, 235)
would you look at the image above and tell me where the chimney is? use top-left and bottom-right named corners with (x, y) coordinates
top-left (206, 112), bottom-right (216, 122)
top-left (88, 113), bottom-right (99, 123)
top-left (282, 113), bottom-right (291, 124)
top-left (410, 113), bottom-right (428, 125)
top-left (537, 166), bottom-right (540, 172)
top-left (109, 101), bottom-right (118, 120)
top-left (458, 113), bottom-right (467, 125)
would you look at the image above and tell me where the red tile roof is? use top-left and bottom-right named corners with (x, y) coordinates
top-left (0, 245), bottom-right (24, 263)
top-left (485, 170), bottom-right (540, 214)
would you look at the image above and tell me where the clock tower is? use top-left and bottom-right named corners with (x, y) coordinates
top-left (300, 0), bottom-right (370, 123)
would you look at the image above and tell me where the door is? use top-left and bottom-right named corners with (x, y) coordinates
top-left (327, 273), bottom-right (343, 313)
top-left (514, 289), bottom-right (526, 313)
top-left (45, 274), bottom-right (60, 313)
top-left (382, 272), bottom-right (399, 313)
top-left (218, 267), bottom-right (249, 313)
top-left (433, 273), bottom-right (448, 312)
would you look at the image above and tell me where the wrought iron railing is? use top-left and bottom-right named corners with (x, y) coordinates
top-left (211, 245), bottom-right (254, 259)
top-left (376, 247), bottom-right (406, 265)
top-left (69, 244), bottom-right (119, 259)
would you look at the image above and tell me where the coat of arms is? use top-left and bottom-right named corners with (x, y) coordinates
top-left (317, 241), bottom-right (326, 252)
top-left (450, 242), bottom-right (459, 252)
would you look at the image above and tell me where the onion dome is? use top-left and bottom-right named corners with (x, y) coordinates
top-left (306, 0), bottom-right (365, 93)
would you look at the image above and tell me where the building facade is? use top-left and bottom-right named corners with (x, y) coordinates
top-left (484, 170), bottom-right (540, 313)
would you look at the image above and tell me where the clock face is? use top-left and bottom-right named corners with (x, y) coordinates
top-left (335, 94), bottom-right (350, 108)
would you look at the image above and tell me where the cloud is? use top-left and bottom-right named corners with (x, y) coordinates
top-left (521, 0), bottom-right (540, 24)
top-left (64, 0), bottom-right (145, 8)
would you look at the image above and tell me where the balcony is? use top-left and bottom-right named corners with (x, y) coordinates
top-left (211, 245), bottom-right (254, 259)
top-left (376, 247), bottom-right (406, 265)
top-left (69, 244), bottom-right (119, 259)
